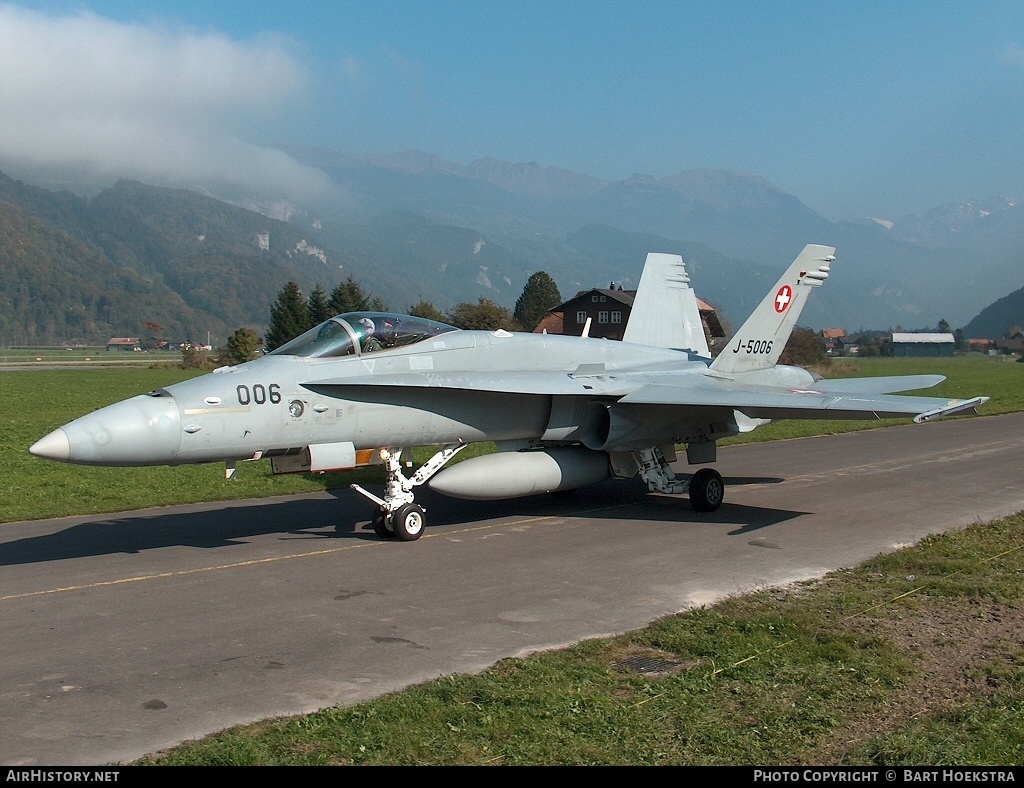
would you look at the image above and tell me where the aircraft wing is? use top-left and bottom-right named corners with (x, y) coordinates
top-left (813, 374), bottom-right (946, 395)
top-left (618, 377), bottom-right (988, 423)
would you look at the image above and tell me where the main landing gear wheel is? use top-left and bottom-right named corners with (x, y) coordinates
top-left (689, 468), bottom-right (724, 512)
top-left (372, 509), bottom-right (395, 539)
top-left (392, 503), bottom-right (426, 541)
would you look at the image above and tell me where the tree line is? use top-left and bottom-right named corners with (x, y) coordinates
top-left (206, 271), bottom-right (563, 366)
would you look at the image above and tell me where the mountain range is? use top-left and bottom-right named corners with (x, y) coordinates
top-left (1, 151), bottom-right (1022, 346)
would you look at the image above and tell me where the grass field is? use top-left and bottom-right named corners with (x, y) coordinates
top-left (0, 346), bottom-right (171, 364)
top-left (1, 354), bottom-right (1019, 524)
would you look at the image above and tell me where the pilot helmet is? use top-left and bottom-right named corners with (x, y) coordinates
top-left (357, 317), bottom-right (375, 335)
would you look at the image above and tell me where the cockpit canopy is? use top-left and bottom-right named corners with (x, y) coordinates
top-left (268, 312), bottom-right (459, 359)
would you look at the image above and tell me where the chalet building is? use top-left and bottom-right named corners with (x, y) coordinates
top-left (820, 327), bottom-right (847, 354)
top-left (993, 338), bottom-right (1024, 356)
top-left (538, 284), bottom-right (725, 346)
top-left (105, 337), bottom-right (141, 352)
top-left (890, 332), bottom-right (955, 357)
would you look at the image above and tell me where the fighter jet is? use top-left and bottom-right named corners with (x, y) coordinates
top-left (30, 244), bottom-right (988, 541)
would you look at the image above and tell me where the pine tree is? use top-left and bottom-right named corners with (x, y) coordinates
top-left (514, 272), bottom-right (562, 331)
top-left (307, 284), bottom-right (330, 328)
top-left (328, 276), bottom-right (385, 316)
top-left (223, 327), bottom-right (263, 365)
top-left (265, 282), bottom-right (310, 351)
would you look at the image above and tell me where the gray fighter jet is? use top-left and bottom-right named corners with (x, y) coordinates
top-left (30, 244), bottom-right (988, 541)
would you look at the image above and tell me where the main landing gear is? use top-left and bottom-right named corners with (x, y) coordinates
top-left (352, 443), bottom-right (468, 541)
top-left (634, 447), bottom-right (724, 513)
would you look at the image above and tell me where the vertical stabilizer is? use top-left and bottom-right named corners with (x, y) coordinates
top-left (709, 244), bottom-right (835, 375)
top-left (622, 252), bottom-right (710, 355)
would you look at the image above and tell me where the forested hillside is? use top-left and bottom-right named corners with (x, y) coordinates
top-left (83, 180), bottom-right (337, 332)
top-left (0, 199), bottom-right (216, 345)
top-left (963, 285), bottom-right (1024, 339)
top-left (0, 172), bottom-right (540, 346)
top-left (0, 173), bottom-right (345, 345)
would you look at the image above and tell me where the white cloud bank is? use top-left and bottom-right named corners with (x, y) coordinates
top-left (0, 3), bottom-right (329, 198)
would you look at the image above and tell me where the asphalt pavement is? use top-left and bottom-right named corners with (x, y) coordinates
top-left (2, 412), bottom-right (1023, 766)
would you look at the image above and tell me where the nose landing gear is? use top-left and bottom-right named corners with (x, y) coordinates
top-left (352, 442), bottom-right (468, 541)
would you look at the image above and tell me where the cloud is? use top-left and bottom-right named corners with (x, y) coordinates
top-left (0, 3), bottom-right (329, 198)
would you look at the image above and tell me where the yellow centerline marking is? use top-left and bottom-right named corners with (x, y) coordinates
top-left (2, 504), bottom-right (633, 602)
top-left (0, 540), bottom-right (372, 601)
top-left (735, 437), bottom-right (1017, 487)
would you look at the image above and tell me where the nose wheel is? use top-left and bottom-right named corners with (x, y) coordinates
top-left (392, 503), bottom-right (426, 541)
top-left (370, 503), bottom-right (426, 541)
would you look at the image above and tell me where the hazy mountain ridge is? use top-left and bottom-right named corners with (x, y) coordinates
top-left (1, 151), bottom-right (1022, 345)
top-left (281, 148), bottom-right (1023, 329)
top-left (890, 197), bottom-right (1022, 246)
top-left (0, 172), bottom-right (345, 344)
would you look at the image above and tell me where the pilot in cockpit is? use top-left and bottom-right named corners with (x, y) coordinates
top-left (357, 317), bottom-right (384, 353)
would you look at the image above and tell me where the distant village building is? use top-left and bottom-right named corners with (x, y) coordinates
top-left (106, 337), bottom-right (141, 352)
top-left (992, 338), bottom-right (1024, 356)
top-left (820, 327), bottom-right (848, 354)
top-left (890, 332), bottom-right (955, 357)
top-left (538, 284), bottom-right (725, 345)
top-left (968, 328), bottom-right (1024, 357)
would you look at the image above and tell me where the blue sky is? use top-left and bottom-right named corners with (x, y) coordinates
top-left (2, 1), bottom-right (1024, 219)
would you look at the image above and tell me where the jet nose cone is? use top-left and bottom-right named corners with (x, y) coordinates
top-left (33, 394), bottom-right (182, 466)
top-left (29, 428), bottom-right (71, 462)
